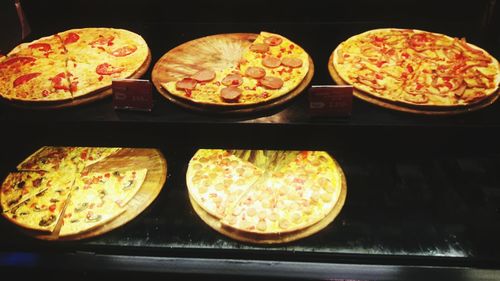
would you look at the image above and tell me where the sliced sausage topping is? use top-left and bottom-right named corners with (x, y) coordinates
top-left (220, 87), bottom-right (242, 102)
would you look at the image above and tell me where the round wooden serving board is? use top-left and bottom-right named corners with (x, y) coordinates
top-left (1, 50), bottom-right (152, 110)
top-left (152, 33), bottom-right (314, 115)
top-left (328, 52), bottom-right (499, 115)
top-left (189, 159), bottom-right (347, 244)
top-left (24, 148), bottom-right (167, 241)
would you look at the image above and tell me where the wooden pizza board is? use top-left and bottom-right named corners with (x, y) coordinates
top-left (15, 148), bottom-right (167, 241)
top-left (152, 33), bottom-right (314, 115)
top-left (0, 50), bottom-right (152, 110)
top-left (188, 159), bottom-right (347, 244)
top-left (328, 52), bottom-right (499, 115)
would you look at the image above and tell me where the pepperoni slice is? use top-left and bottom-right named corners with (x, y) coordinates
top-left (0, 57), bottom-right (36, 69)
top-left (111, 45), bottom-right (137, 57)
top-left (220, 87), bottom-right (242, 102)
top-left (95, 63), bottom-right (124, 75)
top-left (13, 73), bottom-right (41, 87)
top-left (28, 43), bottom-right (51, 52)
top-left (250, 43), bottom-right (269, 53)
top-left (281, 57), bottom-right (303, 68)
top-left (260, 76), bottom-right (284, 89)
top-left (176, 78), bottom-right (197, 90)
top-left (63, 32), bottom-right (80, 44)
top-left (221, 74), bottom-right (243, 87)
top-left (245, 67), bottom-right (266, 79)
top-left (262, 56), bottom-right (281, 68)
top-left (191, 69), bottom-right (216, 82)
top-left (264, 36), bottom-right (283, 46)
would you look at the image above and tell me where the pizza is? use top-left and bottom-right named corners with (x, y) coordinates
top-left (3, 170), bottom-right (75, 232)
top-left (73, 169), bottom-right (147, 208)
top-left (0, 28), bottom-right (148, 102)
top-left (187, 150), bottom-right (342, 235)
top-left (187, 150), bottom-right (264, 219)
top-left (59, 188), bottom-right (126, 237)
top-left (1, 171), bottom-right (51, 212)
top-left (59, 168), bottom-right (147, 236)
top-left (1, 146), bottom-right (148, 237)
top-left (332, 28), bottom-right (500, 106)
top-left (17, 146), bottom-right (74, 171)
top-left (161, 31), bottom-right (310, 106)
top-left (68, 147), bottom-right (122, 169)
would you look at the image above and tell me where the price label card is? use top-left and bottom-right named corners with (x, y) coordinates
top-left (308, 85), bottom-right (353, 117)
top-left (112, 79), bottom-right (153, 111)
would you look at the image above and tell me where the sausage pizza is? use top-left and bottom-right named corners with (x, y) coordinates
top-left (162, 32), bottom-right (310, 106)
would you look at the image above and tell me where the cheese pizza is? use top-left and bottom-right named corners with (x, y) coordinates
top-left (0, 28), bottom-right (149, 103)
top-left (187, 150), bottom-right (342, 235)
top-left (161, 32), bottom-right (310, 106)
top-left (332, 28), bottom-right (500, 106)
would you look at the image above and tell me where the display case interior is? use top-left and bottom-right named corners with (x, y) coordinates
top-left (0, 0), bottom-right (499, 280)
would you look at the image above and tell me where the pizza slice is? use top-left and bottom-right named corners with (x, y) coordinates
top-left (67, 59), bottom-right (121, 98)
top-left (1, 171), bottom-right (51, 212)
top-left (237, 31), bottom-right (310, 103)
top-left (7, 34), bottom-right (68, 61)
top-left (96, 29), bottom-right (149, 78)
top-left (0, 56), bottom-right (32, 97)
top-left (2, 170), bottom-right (75, 232)
top-left (76, 168), bottom-right (147, 208)
top-left (187, 149), bottom-right (263, 219)
top-left (220, 176), bottom-right (280, 233)
top-left (1, 56), bottom-right (72, 101)
top-left (68, 147), bottom-right (122, 169)
top-left (218, 151), bottom-right (306, 234)
top-left (60, 28), bottom-right (147, 79)
top-left (59, 28), bottom-right (115, 63)
top-left (59, 173), bottom-right (128, 236)
top-left (17, 147), bottom-right (73, 172)
top-left (271, 151), bottom-right (342, 232)
top-left (84, 147), bottom-right (121, 166)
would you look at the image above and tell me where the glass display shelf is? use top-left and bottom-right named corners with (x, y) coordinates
top-left (0, 0), bottom-right (499, 279)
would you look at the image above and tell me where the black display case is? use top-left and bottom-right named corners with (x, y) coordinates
top-left (1, 0), bottom-right (500, 280)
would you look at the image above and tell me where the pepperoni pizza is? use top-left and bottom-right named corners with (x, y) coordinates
top-left (332, 28), bottom-right (500, 106)
top-left (0, 28), bottom-right (149, 102)
top-left (161, 32), bottom-right (310, 106)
